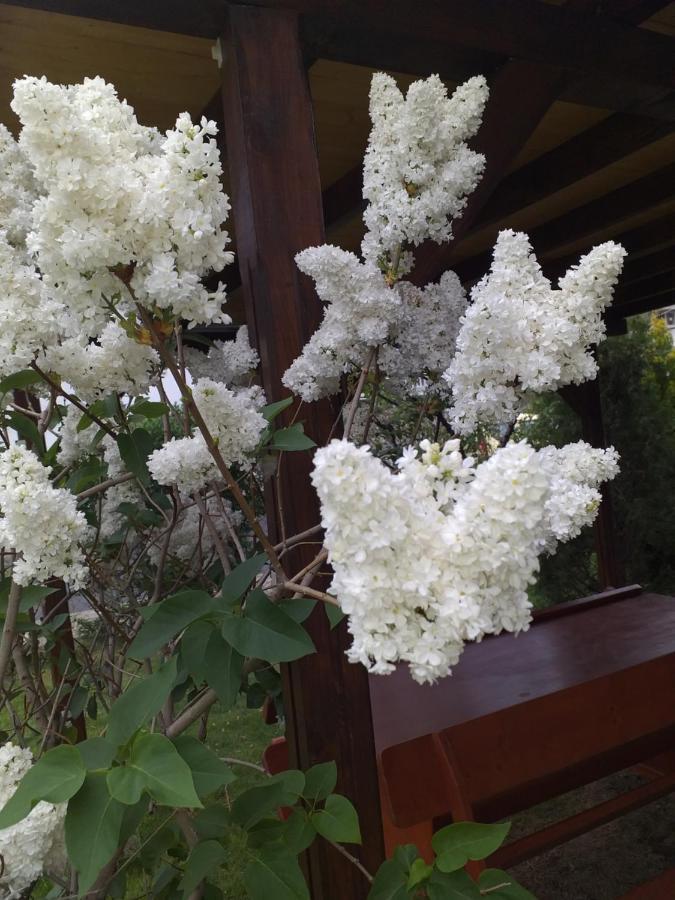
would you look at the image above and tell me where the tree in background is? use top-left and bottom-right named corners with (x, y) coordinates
top-left (516, 315), bottom-right (675, 606)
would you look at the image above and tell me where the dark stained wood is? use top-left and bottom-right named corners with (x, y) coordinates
top-left (538, 212), bottom-right (675, 294)
top-left (372, 592), bottom-right (675, 832)
top-left (220, 7), bottom-right (383, 896)
top-left (410, 60), bottom-right (568, 286)
top-left (531, 584), bottom-right (642, 623)
top-left (409, 0), bottom-right (670, 286)
top-left (7, 0), bottom-right (675, 93)
top-left (236, 0), bottom-right (675, 92)
top-left (471, 110), bottom-right (674, 233)
top-left (489, 770), bottom-right (675, 868)
top-left (0, 0), bottom-right (228, 36)
top-left (622, 245), bottom-right (675, 284)
top-left (614, 269), bottom-right (675, 311)
top-left (455, 163), bottom-right (675, 285)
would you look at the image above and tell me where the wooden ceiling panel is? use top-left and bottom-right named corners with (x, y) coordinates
top-left (0, 3), bottom-right (220, 132)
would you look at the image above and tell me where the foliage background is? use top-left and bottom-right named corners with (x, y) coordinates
top-left (517, 315), bottom-right (675, 607)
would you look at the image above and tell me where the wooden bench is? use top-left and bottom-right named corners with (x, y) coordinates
top-left (370, 586), bottom-right (675, 892)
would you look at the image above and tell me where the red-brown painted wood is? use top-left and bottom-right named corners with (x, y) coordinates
top-left (372, 592), bottom-right (675, 827)
top-left (220, 7), bottom-right (383, 896)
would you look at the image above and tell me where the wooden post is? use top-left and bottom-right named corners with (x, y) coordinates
top-left (560, 379), bottom-right (624, 588)
top-left (220, 5), bottom-right (384, 896)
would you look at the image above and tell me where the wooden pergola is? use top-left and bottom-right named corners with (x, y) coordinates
top-left (1, 1), bottom-right (674, 896)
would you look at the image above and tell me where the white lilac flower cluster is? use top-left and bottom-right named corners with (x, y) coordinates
top-left (378, 271), bottom-right (467, 394)
top-left (283, 247), bottom-right (468, 402)
top-left (283, 246), bottom-right (402, 401)
top-left (184, 326), bottom-right (259, 385)
top-left (539, 441), bottom-right (620, 548)
top-left (0, 236), bottom-right (63, 380)
top-left (44, 322), bottom-right (159, 402)
top-left (312, 437), bottom-right (619, 684)
top-left (55, 405), bottom-right (95, 467)
top-left (0, 744), bottom-right (66, 899)
top-left (148, 378), bottom-right (267, 493)
top-left (0, 124), bottom-right (40, 253)
top-left (362, 73), bottom-right (488, 266)
top-left (446, 230), bottom-right (626, 433)
top-left (11, 76), bottom-right (233, 336)
top-left (283, 73), bottom-right (485, 402)
top-left (0, 446), bottom-right (90, 587)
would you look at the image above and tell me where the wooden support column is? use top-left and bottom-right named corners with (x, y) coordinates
top-left (220, 6), bottom-right (384, 897)
top-left (560, 379), bottom-right (624, 589)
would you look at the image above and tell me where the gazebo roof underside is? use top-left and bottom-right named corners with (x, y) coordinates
top-left (0, 0), bottom-right (673, 325)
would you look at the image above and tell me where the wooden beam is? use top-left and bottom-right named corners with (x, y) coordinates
top-left (472, 111), bottom-right (674, 232)
top-left (543, 212), bottom-right (675, 285)
top-left (454, 163), bottom-right (675, 284)
top-left (612, 270), bottom-right (675, 318)
top-left (622, 245), bottom-right (675, 284)
top-left (236, 0), bottom-right (675, 91)
top-left (410, 59), bottom-right (568, 286)
top-left (0, 0), bottom-right (228, 36)
top-left (220, 7), bottom-right (383, 897)
top-left (4, 0), bottom-right (675, 96)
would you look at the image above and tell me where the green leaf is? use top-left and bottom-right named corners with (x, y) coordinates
top-left (477, 870), bottom-right (537, 899)
top-left (179, 840), bottom-right (227, 896)
top-left (180, 620), bottom-right (214, 683)
top-left (432, 822), bottom-right (511, 873)
top-left (269, 423), bottom-right (315, 452)
top-left (221, 590), bottom-right (315, 664)
top-left (427, 869), bottom-right (482, 900)
top-left (116, 428), bottom-right (155, 486)
top-left (65, 772), bottom-right (125, 894)
top-left (106, 657), bottom-right (177, 747)
top-left (172, 736), bottom-right (235, 797)
top-left (303, 762), bottom-right (337, 803)
top-left (0, 580), bottom-right (58, 615)
top-left (231, 771), bottom-right (305, 831)
top-left (310, 793), bottom-right (361, 844)
top-left (0, 745), bottom-right (86, 828)
top-left (220, 554), bottom-right (267, 607)
top-left (282, 810), bottom-right (316, 854)
top-left (279, 597), bottom-right (316, 624)
top-left (204, 632), bottom-right (243, 710)
top-left (129, 591), bottom-right (215, 659)
top-left (324, 603), bottom-right (346, 630)
top-left (262, 397), bottom-right (294, 422)
top-left (132, 400), bottom-right (170, 419)
top-left (107, 733), bottom-right (202, 808)
top-left (194, 804), bottom-right (230, 840)
top-left (18, 584), bottom-right (58, 613)
top-left (244, 845), bottom-right (310, 900)
top-left (368, 859), bottom-right (409, 900)
top-left (0, 369), bottom-right (42, 395)
top-left (77, 737), bottom-right (117, 771)
top-left (5, 410), bottom-right (41, 448)
top-left (89, 394), bottom-right (121, 421)
top-left (407, 857), bottom-right (433, 890)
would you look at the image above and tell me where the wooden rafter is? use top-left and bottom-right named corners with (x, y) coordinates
top-left (454, 162), bottom-right (675, 284)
